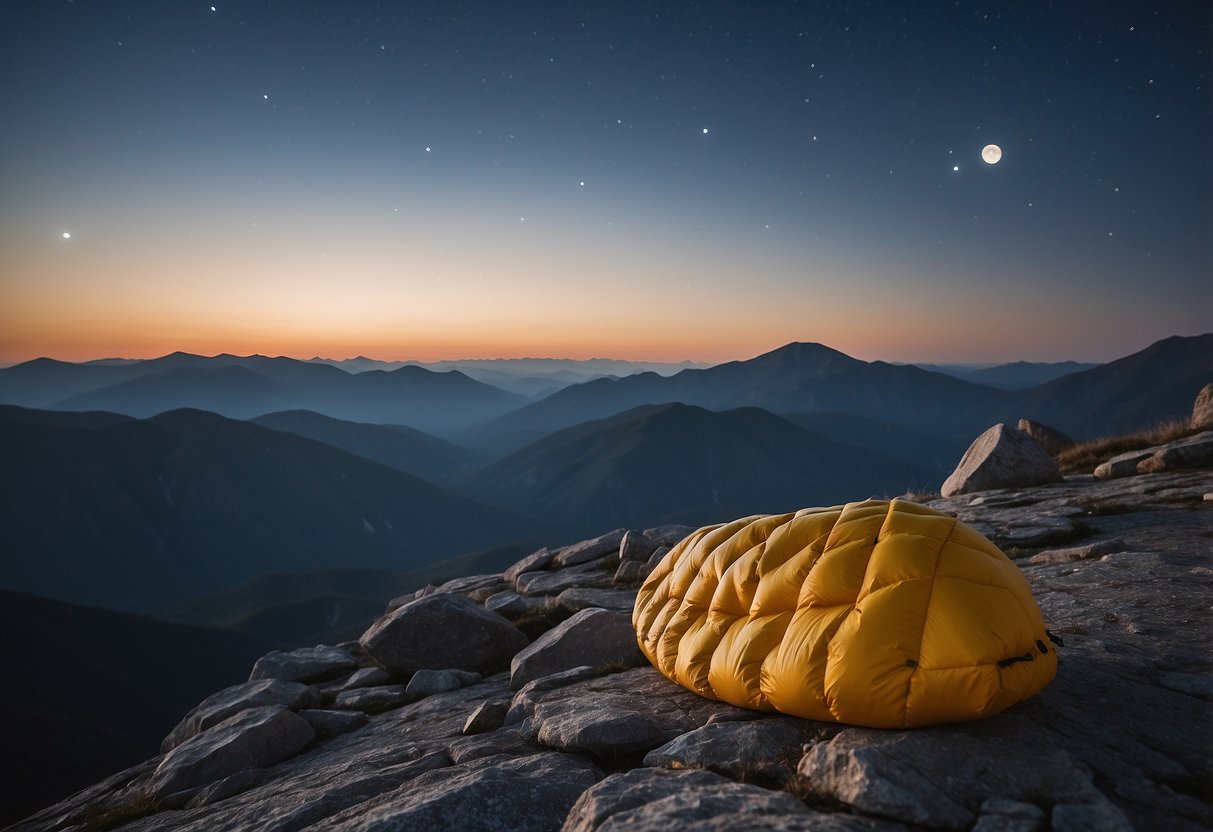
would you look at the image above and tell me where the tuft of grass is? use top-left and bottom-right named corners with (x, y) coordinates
top-left (1054, 418), bottom-right (1196, 474)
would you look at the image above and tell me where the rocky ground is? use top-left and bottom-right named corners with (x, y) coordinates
top-left (10, 468), bottom-right (1212, 832)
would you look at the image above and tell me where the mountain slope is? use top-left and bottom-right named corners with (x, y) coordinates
top-left (0, 589), bottom-right (270, 826)
top-left (461, 403), bottom-right (935, 536)
top-left (0, 406), bottom-right (542, 612)
top-left (0, 352), bottom-right (527, 434)
top-left (1008, 333), bottom-right (1213, 437)
top-left (252, 410), bottom-right (483, 484)
top-left (465, 342), bottom-right (1008, 453)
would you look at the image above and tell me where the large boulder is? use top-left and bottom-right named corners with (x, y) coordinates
top-left (1017, 418), bottom-right (1075, 455)
top-left (1192, 383), bottom-right (1213, 430)
top-left (360, 592), bottom-right (529, 677)
top-left (149, 706), bottom-right (314, 800)
top-left (248, 645), bottom-right (358, 684)
top-left (509, 607), bottom-right (645, 690)
top-left (553, 530), bottom-right (627, 568)
top-left (941, 423), bottom-right (1061, 497)
top-left (162, 679), bottom-right (319, 753)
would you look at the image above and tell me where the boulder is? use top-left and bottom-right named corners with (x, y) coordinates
top-left (333, 684), bottom-right (408, 712)
top-left (485, 589), bottom-right (553, 618)
top-left (1192, 383), bottom-right (1213, 430)
top-left (1017, 418), bottom-right (1075, 455)
top-left (642, 719), bottom-right (808, 785)
top-left (555, 587), bottom-right (637, 612)
top-left (360, 592), bottom-right (528, 677)
top-left (509, 607), bottom-right (645, 690)
top-left (162, 679), bottom-right (319, 753)
top-left (406, 668), bottom-right (481, 697)
top-left (560, 768), bottom-right (832, 832)
top-left (327, 666), bottom-right (392, 693)
top-left (515, 560), bottom-right (616, 596)
top-left (618, 530), bottom-right (657, 562)
top-left (519, 667), bottom-right (754, 758)
top-left (642, 525), bottom-right (695, 547)
top-left (505, 666), bottom-right (599, 726)
top-left (553, 530), bottom-right (627, 568)
top-left (248, 645), bottom-right (358, 684)
top-left (149, 706), bottom-right (314, 800)
top-left (298, 709), bottom-right (368, 740)
top-left (504, 547), bottom-right (556, 584)
top-left (941, 423), bottom-right (1061, 496)
top-left (321, 752), bottom-right (602, 832)
top-left (795, 721), bottom-right (1131, 830)
top-left (613, 559), bottom-right (650, 585)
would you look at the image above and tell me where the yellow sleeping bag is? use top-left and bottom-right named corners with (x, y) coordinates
top-left (633, 499), bottom-right (1057, 728)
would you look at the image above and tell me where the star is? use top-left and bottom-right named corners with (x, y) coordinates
top-left (61, 231), bottom-right (71, 239)
top-left (702, 127), bottom-right (709, 134)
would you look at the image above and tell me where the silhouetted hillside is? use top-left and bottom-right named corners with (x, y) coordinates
top-left (782, 411), bottom-right (966, 474)
top-left (464, 343), bottom-right (1007, 453)
top-left (253, 410), bottom-right (483, 484)
top-left (917, 360), bottom-right (1099, 389)
top-left (0, 352), bottom-right (526, 434)
top-left (0, 589), bottom-right (270, 826)
top-left (1007, 334), bottom-right (1213, 437)
top-left (461, 403), bottom-right (935, 536)
top-left (0, 406), bottom-right (542, 612)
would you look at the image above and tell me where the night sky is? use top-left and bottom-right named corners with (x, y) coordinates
top-left (2, 1), bottom-right (1209, 364)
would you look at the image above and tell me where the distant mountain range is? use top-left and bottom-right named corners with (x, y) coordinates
top-left (0, 589), bottom-right (270, 825)
top-left (0, 405), bottom-right (540, 612)
top-left (461, 403), bottom-right (936, 534)
top-left (308, 356), bottom-right (713, 398)
top-left (0, 352), bottom-right (525, 434)
top-left (459, 335), bottom-right (1213, 451)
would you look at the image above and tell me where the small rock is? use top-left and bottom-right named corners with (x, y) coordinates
top-left (333, 684), bottom-right (408, 712)
top-left (149, 706), bottom-right (314, 800)
top-left (555, 587), bottom-right (636, 612)
top-left (162, 679), bottom-right (319, 753)
top-left (613, 559), bottom-right (650, 585)
top-left (510, 608), bottom-right (645, 690)
top-left (326, 666), bottom-right (392, 693)
top-left (515, 562), bottom-right (616, 596)
top-left (1018, 418), bottom-right (1075, 455)
top-left (553, 530), bottom-right (627, 568)
top-left (642, 719), bottom-right (807, 785)
top-left (462, 700), bottom-right (510, 735)
top-left (406, 669), bottom-right (467, 697)
top-left (360, 592), bottom-right (528, 677)
top-left (485, 590), bottom-right (553, 618)
top-left (504, 547), bottom-right (556, 584)
top-left (942, 423), bottom-right (1062, 497)
top-left (1027, 539), bottom-right (1124, 566)
top-left (298, 709), bottom-right (368, 740)
top-left (248, 645), bottom-right (358, 684)
top-left (619, 530), bottom-right (657, 562)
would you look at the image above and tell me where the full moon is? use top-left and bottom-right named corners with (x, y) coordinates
top-left (982, 144), bottom-right (1003, 165)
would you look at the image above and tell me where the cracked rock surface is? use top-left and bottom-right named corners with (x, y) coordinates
top-left (13, 470), bottom-right (1211, 832)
